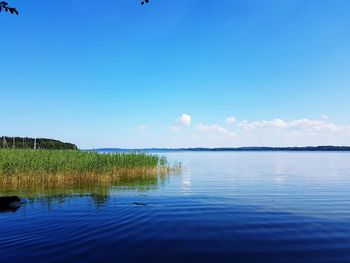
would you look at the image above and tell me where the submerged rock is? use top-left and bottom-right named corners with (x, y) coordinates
top-left (133, 202), bottom-right (147, 206)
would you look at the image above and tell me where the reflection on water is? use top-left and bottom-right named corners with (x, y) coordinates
top-left (0, 200), bottom-right (21, 214)
top-left (0, 172), bottom-right (173, 209)
top-left (0, 204), bottom-right (21, 214)
top-left (0, 196), bottom-right (21, 213)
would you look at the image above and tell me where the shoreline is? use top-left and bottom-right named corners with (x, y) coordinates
top-left (92, 146), bottom-right (350, 152)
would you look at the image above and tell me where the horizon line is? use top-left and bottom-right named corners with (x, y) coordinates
top-left (85, 146), bottom-right (350, 152)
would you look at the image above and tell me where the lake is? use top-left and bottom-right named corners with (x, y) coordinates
top-left (1, 152), bottom-right (350, 262)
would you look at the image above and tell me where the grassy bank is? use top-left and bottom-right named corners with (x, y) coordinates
top-left (0, 149), bottom-right (168, 177)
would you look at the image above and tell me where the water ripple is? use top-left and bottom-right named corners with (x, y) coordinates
top-left (1, 152), bottom-right (350, 262)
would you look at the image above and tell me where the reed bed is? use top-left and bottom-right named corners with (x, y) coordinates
top-left (0, 149), bottom-right (168, 177)
top-left (0, 149), bottom-right (182, 198)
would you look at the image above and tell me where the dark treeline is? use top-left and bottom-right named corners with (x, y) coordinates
top-left (0, 137), bottom-right (77, 150)
top-left (175, 146), bottom-right (350, 151)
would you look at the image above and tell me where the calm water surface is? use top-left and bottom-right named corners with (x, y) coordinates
top-left (1, 152), bottom-right (350, 262)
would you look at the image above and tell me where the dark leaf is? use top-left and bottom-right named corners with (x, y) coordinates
top-left (0, 1), bottom-right (18, 15)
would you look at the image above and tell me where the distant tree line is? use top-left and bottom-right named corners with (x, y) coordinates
top-left (0, 137), bottom-right (78, 150)
top-left (98, 146), bottom-right (350, 152)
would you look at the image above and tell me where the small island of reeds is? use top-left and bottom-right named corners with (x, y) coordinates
top-left (0, 149), bottom-right (174, 191)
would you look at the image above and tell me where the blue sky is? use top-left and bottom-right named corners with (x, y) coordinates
top-left (1, 0), bottom-right (350, 148)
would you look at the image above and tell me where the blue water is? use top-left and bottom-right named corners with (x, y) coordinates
top-left (1, 152), bottom-right (350, 262)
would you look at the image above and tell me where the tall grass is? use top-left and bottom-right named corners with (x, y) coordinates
top-left (0, 150), bottom-right (183, 204)
top-left (0, 149), bottom-right (168, 176)
top-left (0, 149), bottom-right (182, 200)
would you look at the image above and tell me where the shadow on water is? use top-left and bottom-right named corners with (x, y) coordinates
top-left (0, 204), bottom-right (21, 213)
top-left (0, 196), bottom-right (21, 213)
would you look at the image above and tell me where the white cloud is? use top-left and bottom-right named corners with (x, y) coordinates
top-left (167, 116), bottom-right (350, 147)
top-left (239, 119), bottom-right (287, 130)
top-left (136, 124), bottom-right (148, 131)
top-left (237, 118), bottom-right (350, 146)
top-left (238, 118), bottom-right (340, 132)
top-left (190, 123), bottom-right (237, 147)
top-left (171, 113), bottom-right (192, 130)
top-left (196, 123), bottom-right (236, 137)
top-left (179, 113), bottom-right (192, 126)
top-left (226, 116), bottom-right (237, 124)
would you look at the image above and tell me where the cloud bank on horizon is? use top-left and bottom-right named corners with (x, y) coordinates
top-left (133, 114), bottom-right (350, 148)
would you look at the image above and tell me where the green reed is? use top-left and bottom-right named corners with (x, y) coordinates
top-left (0, 149), bottom-right (168, 176)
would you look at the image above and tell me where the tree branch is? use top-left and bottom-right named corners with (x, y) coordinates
top-left (0, 1), bottom-right (18, 15)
